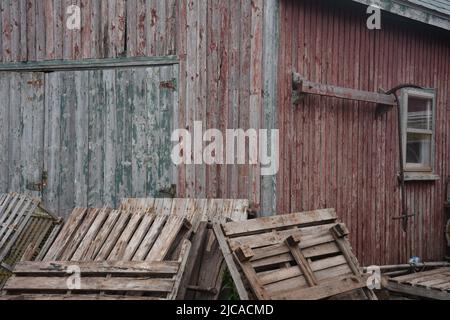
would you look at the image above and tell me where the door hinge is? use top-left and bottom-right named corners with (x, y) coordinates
top-left (158, 184), bottom-right (177, 198)
top-left (26, 171), bottom-right (48, 192)
top-left (160, 79), bottom-right (177, 91)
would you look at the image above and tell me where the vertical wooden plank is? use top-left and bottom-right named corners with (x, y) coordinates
top-left (62, 0), bottom-right (73, 60)
top-left (80, 0), bottom-right (91, 59)
top-left (1, 0), bottom-right (12, 63)
top-left (155, 66), bottom-right (175, 194)
top-left (87, 70), bottom-right (105, 208)
top-left (74, 70), bottom-right (89, 209)
top-left (90, 0), bottom-right (100, 58)
top-left (35, 0), bottom-right (45, 61)
top-left (21, 72), bottom-right (45, 198)
top-left (261, 0), bottom-right (279, 216)
top-left (43, 72), bottom-right (61, 215)
top-left (103, 69), bottom-right (117, 207)
top-left (126, 0), bottom-right (136, 57)
top-left (44, 0), bottom-right (54, 59)
top-left (0, 74), bottom-right (10, 193)
top-left (53, 0), bottom-right (63, 59)
top-left (9, 0), bottom-right (20, 61)
top-left (131, 67), bottom-right (147, 197)
top-left (26, 0), bottom-right (36, 61)
top-left (185, 0), bottom-right (197, 197)
top-left (19, 0), bottom-right (28, 61)
top-left (8, 73), bottom-right (22, 192)
top-left (58, 71), bottom-right (76, 218)
top-left (115, 68), bottom-right (132, 202)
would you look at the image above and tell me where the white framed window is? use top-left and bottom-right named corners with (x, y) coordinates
top-left (400, 89), bottom-right (437, 179)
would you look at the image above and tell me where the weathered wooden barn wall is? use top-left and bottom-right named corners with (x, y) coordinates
top-left (0, 0), bottom-right (270, 213)
top-left (0, 0), bottom-right (177, 61)
top-left (277, 0), bottom-right (450, 265)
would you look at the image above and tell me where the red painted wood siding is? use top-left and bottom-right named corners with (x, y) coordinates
top-left (277, 0), bottom-right (450, 265)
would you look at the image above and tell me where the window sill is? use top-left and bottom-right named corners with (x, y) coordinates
top-left (404, 173), bottom-right (440, 181)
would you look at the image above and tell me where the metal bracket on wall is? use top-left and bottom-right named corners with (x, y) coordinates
top-left (292, 72), bottom-right (397, 108)
top-left (26, 171), bottom-right (48, 192)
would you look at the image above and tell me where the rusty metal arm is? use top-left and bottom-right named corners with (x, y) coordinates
top-left (292, 73), bottom-right (397, 106)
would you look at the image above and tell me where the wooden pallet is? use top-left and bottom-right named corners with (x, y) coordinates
top-left (120, 198), bottom-right (249, 300)
top-left (0, 193), bottom-right (62, 288)
top-left (1, 240), bottom-right (191, 300)
top-left (214, 208), bottom-right (376, 300)
top-left (1, 201), bottom-right (193, 300)
top-left (387, 268), bottom-right (450, 300)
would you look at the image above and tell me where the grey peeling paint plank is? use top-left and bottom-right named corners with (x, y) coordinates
top-left (261, 0), bottom-right (279, 217)
top-left (115, 68), bottom-right (132, 203)
top-left (8, 73), bottom-right (22, 192)
top-left (44, 72), bottom-right (62, 216)
top-left (131, 67), bottom-right (149, 197)
top-left (59, 72), bottom-right (76, 217)
top-left (20, 72), bottom-right (45, 199)
top-left (0, 74), bottom-right (10, 193)
top-left (88, 70), bottom-right (105, 208)
top-left (156, 66), bottom-right (174, 193)
top-left (74, 71), bottom-right (89, 208)
top-left (103, 69), bottom-right (117, 208)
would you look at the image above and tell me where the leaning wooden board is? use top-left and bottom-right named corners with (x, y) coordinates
top-left (387, 268), bottom-right (450, 300)
top-left (120, 198), bottom-right (249, 300)
top-left (214, 209), bottom-right (376, 300)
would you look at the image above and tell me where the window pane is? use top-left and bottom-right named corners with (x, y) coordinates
top-left (406, 132), bottom-right (431, 166)
top-left (407, 96), bottom-right (432, 130)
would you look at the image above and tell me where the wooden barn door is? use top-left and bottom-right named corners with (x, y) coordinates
top-left (42, 66), bottom-right (178, 218)
top-left (0, 72), bottom-right (46, 199)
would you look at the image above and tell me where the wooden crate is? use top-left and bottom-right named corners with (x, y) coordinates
top-left (0, 193), bottom-right (62, 288)
top-left (214, 208), bottom-right (376, 300)
top-left (1, 201), bottom-right (193, 300)
top-left (120, 198), bottom-right (249, 300)
top-left (387, 268), bottom-right (450, 300)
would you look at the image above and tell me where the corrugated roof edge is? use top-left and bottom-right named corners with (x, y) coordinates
top-left (351, 0), bottom-right (450, 31)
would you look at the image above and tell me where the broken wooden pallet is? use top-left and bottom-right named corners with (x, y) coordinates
top-left (214, 208), bottom-right (376, 300)
top-left (119, 198), bottom-right (249, 300)
top-left (387, 268), bottom-right (450, 300)
top-left (0, 193), bottom-right (62, 288)
top-left (1, 201), bottom-right (193, 300)
top-left (1, 240), bottom-right (191, 300)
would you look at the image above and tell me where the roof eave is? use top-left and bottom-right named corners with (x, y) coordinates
top-left (351, 0), bottom-right (450, 31)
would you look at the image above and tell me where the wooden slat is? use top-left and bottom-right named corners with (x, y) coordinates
top-left (272, 275), bottom-right (366, 300)
top-left (223, 209), bottom-right (337, 237)
top-left (71, 208), bottom-right (111, 261)
top-left (14, 261), bottom-right (179, 276)
top-left (43, 208), bottom-right (88, 261)
top-left (58, 209), bottom-right (101, 260)
top-left (108, 211), bottom-right (145, 261)
top-left (146, 215), bottom-right (189, 262)
top-left (5, 276), bottom-right (175, 293)
top-left (387, 281), bottom-right (450, 300)
top-left (132, 214), bottom-right (168, 261)
top-left (82, 210), bottom-right (121, 261)
top-left (95, 211), bottom-right (131, 261)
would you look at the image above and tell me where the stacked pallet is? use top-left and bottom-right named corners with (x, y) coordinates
top-left (387, 268), bottom-right (450, 300)
top-left (0, 193), bottom-right (62, 288)
top-left (214, 208), bottom-right (376, 300)
top-left (1, 198), bottom-right (249, 300)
